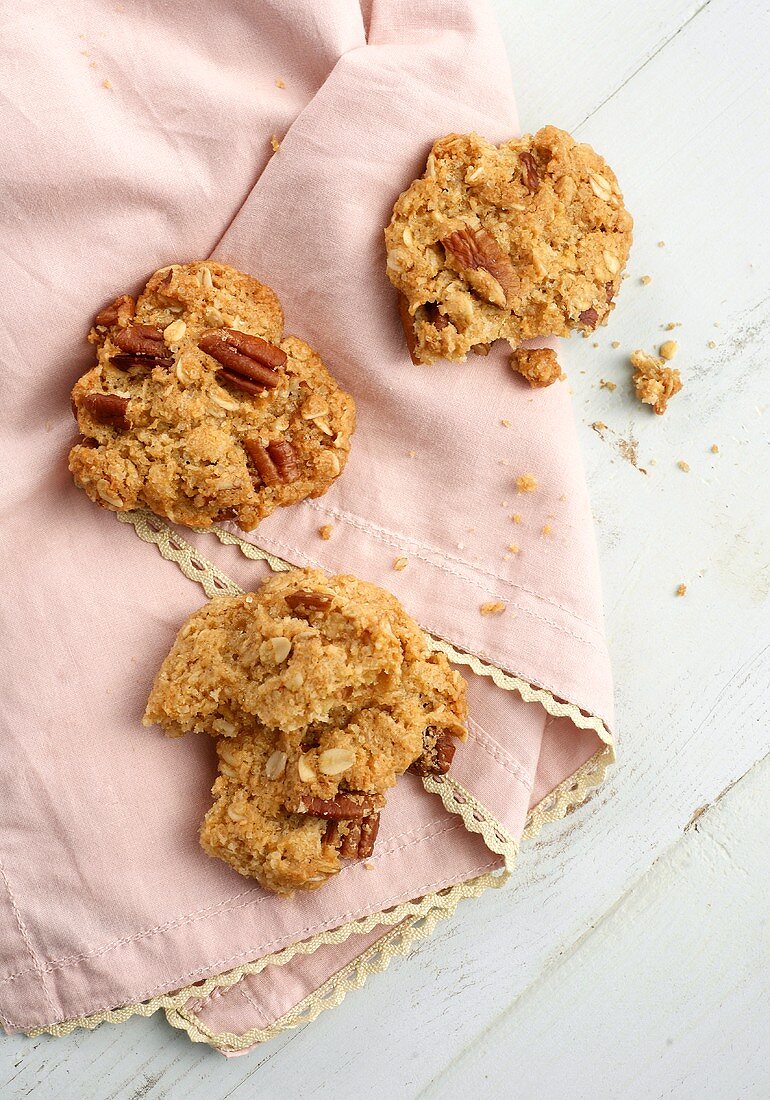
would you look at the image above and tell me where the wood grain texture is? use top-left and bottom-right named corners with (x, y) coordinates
top-left (1, 0), bottom-right (768, 1096)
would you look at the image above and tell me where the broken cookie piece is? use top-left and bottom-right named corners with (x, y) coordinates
top-left (386, 126), bottom-right (632, 364)
top-left (631, 349), bottom-right (682, 415)
top-left (510, 347), bottom-right (564, 388)
top-left (144, 569), bottom-right (467, 895)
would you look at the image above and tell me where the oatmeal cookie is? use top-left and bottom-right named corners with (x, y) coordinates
top-left (69, 262), bottom-right (355, 530)
top-left (144, 569), bottom-right (467, 894)
top-left (386, 126), bottom-right (633, 365)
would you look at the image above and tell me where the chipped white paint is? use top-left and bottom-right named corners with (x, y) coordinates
top-left (1, 0), bottom-right (768, 1096)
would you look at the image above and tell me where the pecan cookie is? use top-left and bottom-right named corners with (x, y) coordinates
top-left (69, 262), bottom-right (355, 530)
top-left (144, 569), bottom-right (467, 895)
top-left (386, 126), bottom-right (633, 365)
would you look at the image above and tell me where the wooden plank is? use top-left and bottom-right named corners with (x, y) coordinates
top-left (423, 753), bottom-right (770, 1099)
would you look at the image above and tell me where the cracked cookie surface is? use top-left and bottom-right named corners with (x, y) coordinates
top-left (144, 569), bottom-right (467, 895)
top-left (69, 261), bottom-right (355, 530)
top-left (386, 126), bottom-right (633, 364)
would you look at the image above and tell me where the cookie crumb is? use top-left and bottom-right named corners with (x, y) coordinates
top-left (500, 500), bottom-right (509, 508)
top-left (599, 379), bottom-right (617, 391)
top-left (511, 513), bottom-right (522, 524)
top-left (710, 444), bottom-right (719, 454)
top-left (665, 322), bottom-right (677, 331)
top-left (480, 601), bottom-right (506, 616)
top-left (408, 449), bottom-right (417, 458)
top-left (592, 341), bottom-right (599, 348)
top-left (318, 524), bottom-right (333, 540)
top-left (363, 862), bottom-right (375, 871)
top-left (707, 340), bottom-right (716, 349)
top-left (676, 583), bottom-right (687, 597)
top-left (592, 421), bottom-right (607, 432)
top-left (270, 134), bottom-right (281, 153)
top-left (507, 543), bottom-right (520, 553)
top-left (89, 59), bottom-right (97, 68)
top-left (541, 524), bottom-right (552, 537)
top-left (630, 349), bottom-right (682, 415)
top-left (275, 78), bottom-right (286, 89)
top-left (102, 78), bottom-right (112, 90)
top-left (659, 340), bottom-right (677, 360)
top-left (657, 240), bottom-right (666, 247)
top-left (393, 556), bottom-right (408, 571)
top-left (515, 473), bottom-right (538, 493)
top-left (510, 347), bottom-right (564, 389)
top-left (677, 460), bottom-right (690, 472)
top-left (611, 340), bottom-right (620, 349)
top-left (640, 275), bottom-right (652, 285)
top-left (500, 419), bottom-right (511, 427)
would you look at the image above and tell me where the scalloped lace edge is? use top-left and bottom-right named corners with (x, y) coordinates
top-left (25, 511), bottom-right (614, 1047)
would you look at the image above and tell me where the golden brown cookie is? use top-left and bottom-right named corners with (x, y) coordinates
top-left (69, 262), bottom-right (355, 530)
top-left (386, 126), bottom-right (633, 365)
top-left (144, 569), bottom-right (467, 895)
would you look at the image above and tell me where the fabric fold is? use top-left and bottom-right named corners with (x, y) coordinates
top-left (0, 0), bottom-right (614, 1048)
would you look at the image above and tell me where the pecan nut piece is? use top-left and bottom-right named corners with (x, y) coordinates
top-left (199, 330), bottom-right (286, 393)
top-left (244, 438), bottom-right (301, 486)
top-left (441, 227), bottom-right (518, 309)
top-left (578, 307), bottom-right (599, 330)
top-left (284, 590), bottom-right (333, 613)
top-left (111, 324), bottom-right (172, 370)
top-left (409, 726), bottom-right (457, 777)
top-left (267, 440), bottom-right (300, 483)
top-left (95, 294), bottom-right (135, 328)
top-left (325, 814), bottom-right (381, 859)
top-left (397, 293), bottom-right (422, 365)
top-left (519, 151), bottom-right (540, 191)
top-left (297, 792), bottom-right (383, 820)
top-left (81, 392), bottom-right (130, 430)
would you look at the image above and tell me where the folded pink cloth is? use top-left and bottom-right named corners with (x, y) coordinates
top-left (0, 0), bottom-right (614, 1052)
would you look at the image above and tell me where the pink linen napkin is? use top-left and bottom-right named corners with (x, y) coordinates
top-left (0, 0), bottom-right (614, 1051)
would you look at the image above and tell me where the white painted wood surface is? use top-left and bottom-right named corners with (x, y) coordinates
top-left (2, 0), bottom-right (768, 1096)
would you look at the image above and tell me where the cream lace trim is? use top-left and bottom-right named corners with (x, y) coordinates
top-left (26, 510), bottom-right (613, 1048)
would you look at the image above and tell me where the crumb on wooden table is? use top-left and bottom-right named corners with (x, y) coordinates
top-left (393, 556), bottom-right (408, 571)
top-left (480, 601), bottom-right (506, 616)
top-left (631, 349), bottom-right (682, 415)
top-left (318, 524), bottom-right (333, 540)
top-left (515, 473), bottom-right (537, 493)
top-left (676, 583), bottom-right (687, 597)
